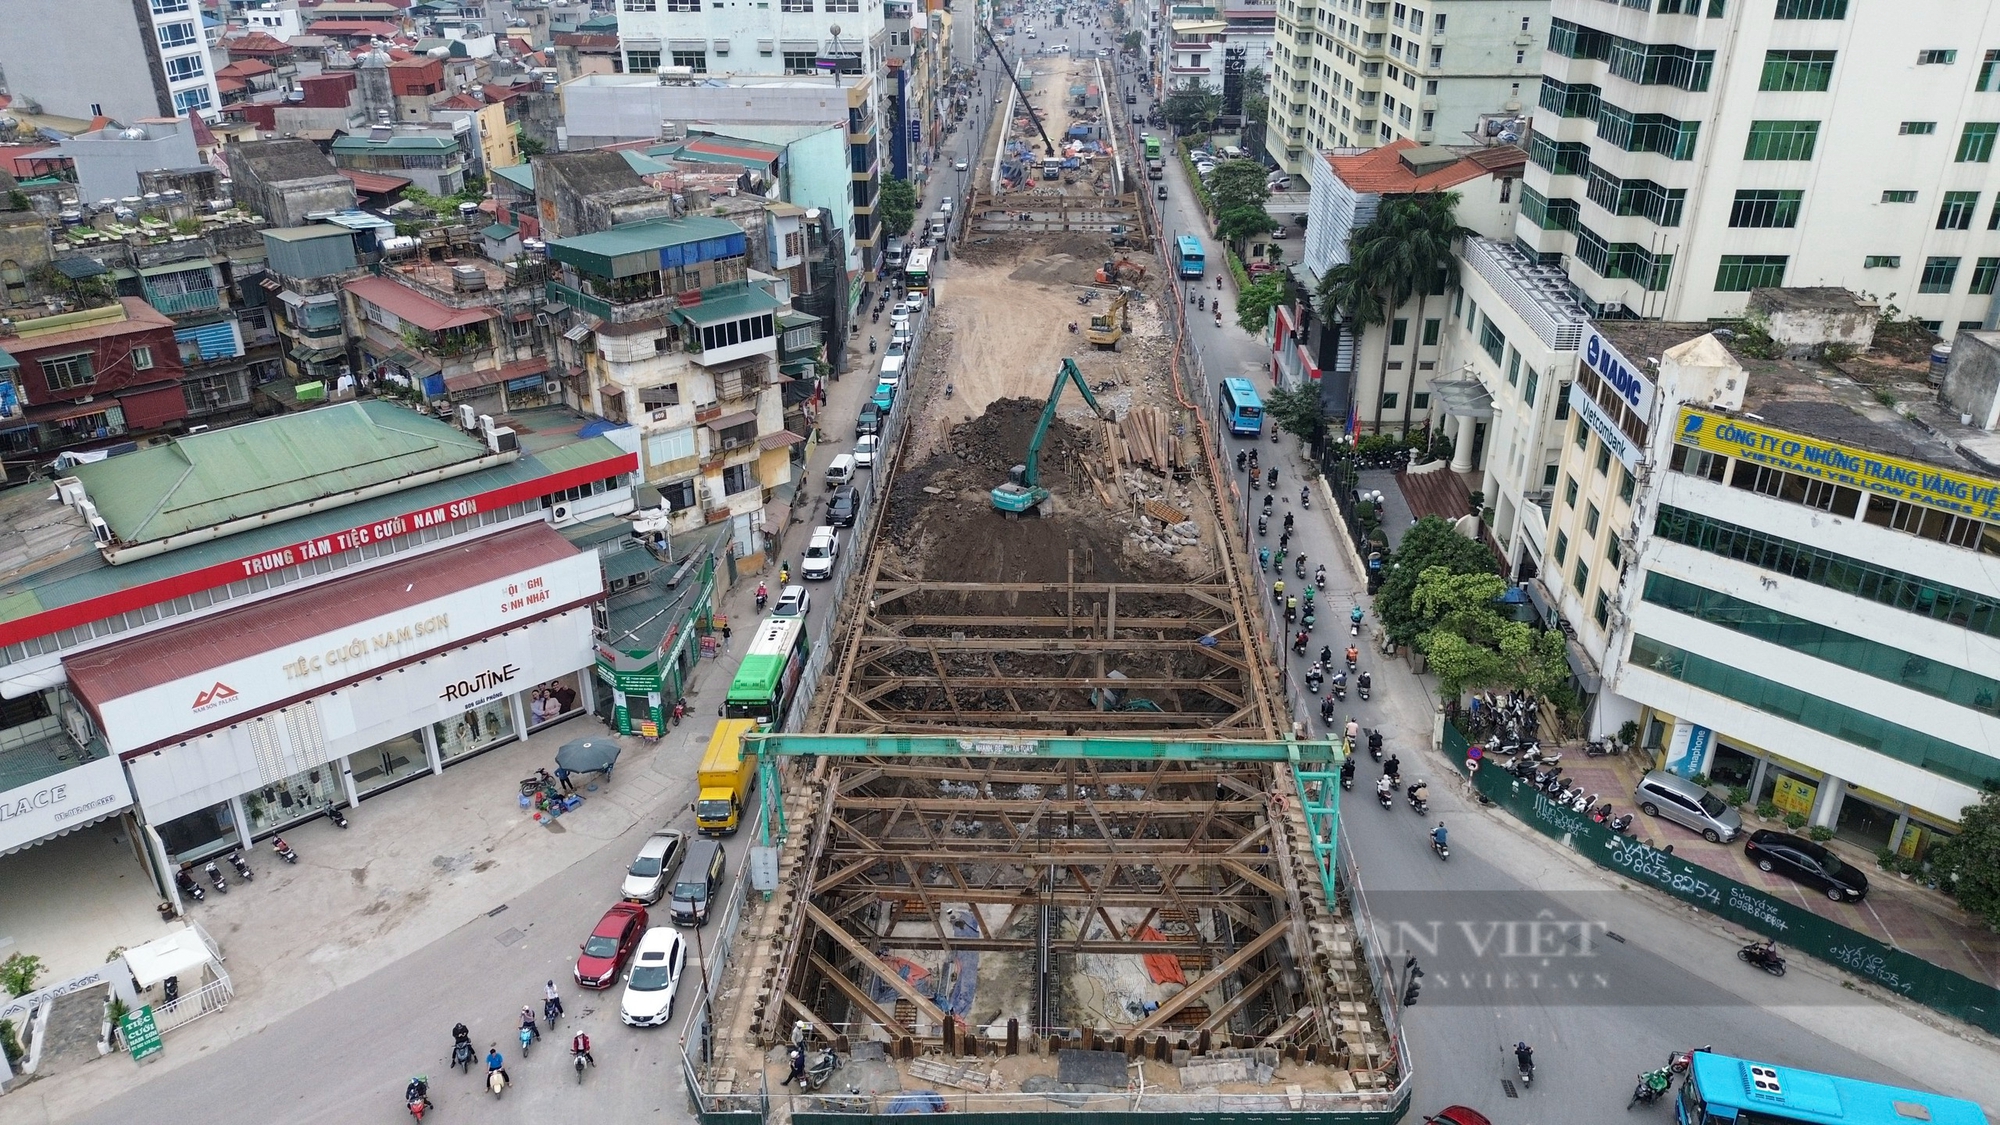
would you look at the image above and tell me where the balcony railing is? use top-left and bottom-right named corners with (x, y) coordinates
top-left (147, 287), bottom-right (223, 316)
top-left (546, 280), bottom-right (612, 320)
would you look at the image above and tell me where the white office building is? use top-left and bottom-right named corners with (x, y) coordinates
top-left (1521, 0), bottom-right (2000, 331)
top-left (1265, 0), bottom-right (1548, 174)
top-left (614, 0), bottom-right (887, 81)
top-left (1535, 312), bottom-right (2000, 856)
top-left (0, 0), bottom-right (223, 120)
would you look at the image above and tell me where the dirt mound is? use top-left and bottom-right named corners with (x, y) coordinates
top-left (947, 396), bottom-right (1093, 473)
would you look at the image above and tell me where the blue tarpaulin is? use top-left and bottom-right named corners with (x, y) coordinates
top-left (174, 320), bottom-right (241, 361)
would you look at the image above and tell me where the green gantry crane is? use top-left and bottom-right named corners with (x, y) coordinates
top-left (990, 357), bottom-right (1114, 516)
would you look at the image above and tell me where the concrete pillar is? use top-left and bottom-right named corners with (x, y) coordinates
top-left (420, 722), bottom-right (443, 774)
top-left (1449, 414), bottom-right (1476, 474)
top-left (1810, 776), bottom-right (1845, 830)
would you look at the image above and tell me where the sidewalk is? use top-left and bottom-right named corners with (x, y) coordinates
top-left (1512, 748), bottom-right (2000, 988)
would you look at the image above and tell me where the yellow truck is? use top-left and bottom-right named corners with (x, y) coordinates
top-left (695, 719), bottom-right (758, 835)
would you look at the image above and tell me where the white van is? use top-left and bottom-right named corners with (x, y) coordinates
top-left (878, 354), bottom-right (906, 385)
top-left (1222, 145), bottom-right (1245, 160)
top-left (825, 454), bottom-right (857, 488)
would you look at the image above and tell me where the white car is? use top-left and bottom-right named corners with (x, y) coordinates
top-left (619, 829), bottom-right (684, 904)
top-left (619, 927), bottom-right (687, 1027)
top-left (773, 584), bottom-right (810, 617)
top-left (853, 434), bottom-right (881, 468)
top-left (954, 159), bottom-right (969, 171)
top-left (939, 197), bottom-right (954, 214)
top-left (802, 526), bottom-right (840, 580)
top-left (900, 292), bottom-right (927, 314)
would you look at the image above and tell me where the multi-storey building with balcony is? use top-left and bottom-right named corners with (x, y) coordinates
top-left (0, 298), bottom-right (188, 467)
top-left (1266, 0), bottom-right (1547, 175)
top-left (544, 213), bottom-right (802, 563)
top-left (1521, 0), bottom-right (2000, 330)
top-left (884, 0), bottom-right (949, 181)
top-left (264, 224), bottom-right (369, 387)
top-left (1157, 3), bottom-right (1277, 120)
top-left (331, 126), bottom-right (475, 197)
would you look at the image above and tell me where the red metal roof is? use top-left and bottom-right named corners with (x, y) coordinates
top-left (443, 355), bottom-right (549, 392)
top-left (64, 523), bottom-right (579, 710)
top-left (308, 19), bottom-right (402, 35)
top-left (343, 275), bottom-right (495, 332)
top-left (1325, 139), bottom-right (1493, 195)
top-left (339, 167), bottom-right (412, 194)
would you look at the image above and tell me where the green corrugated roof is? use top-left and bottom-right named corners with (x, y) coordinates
top-left (482, 222), bottom-right (519, 239)
top-left (677, 283), bottom-right (780, 324)
top-left (492, 163), bottom-right (534, 191)
top-left (532, 435), bottom-right (629, 475)
top-left (548, 214), bottom-right (742, 264)
top-left (620, 150), bottom-right (672, 176)
top-left (331, 134), bottom-right (460, 154)
top-left (71, 400), bottom-right (493, 545)
top-left (1, 441), bottom-right (625, 626)
top-left (0, 348), bottom-right (17, 372)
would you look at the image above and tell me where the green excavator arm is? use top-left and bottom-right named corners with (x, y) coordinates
top-left (990, 358), bottom-right (1112, 514)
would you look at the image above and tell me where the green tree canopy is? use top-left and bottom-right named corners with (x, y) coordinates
top-left (1406, 567), bottom-right (1570, 698)
top-left (1122, 30), bottom-right (1142, 51)
top-left (1374, 516), bottom-right (1500, 646)
top-left (1163, 81), bottom-right (1221, 133)
top-left (1216, 202), bottom-right (1275, 247)
top-left (1261, 381), bottom-right (1325, 444)
top-left (1206, 159), bottom-right (1271, 213)
top-left (1235, 272), bottom-right (1290, 336)
top-left (879, 176), bottom-right (918, 239)
top-left (1930, 784), bottom-right (2000, 928)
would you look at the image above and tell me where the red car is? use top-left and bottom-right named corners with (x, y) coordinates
top-left (575, 902), bottom-right (648, 989)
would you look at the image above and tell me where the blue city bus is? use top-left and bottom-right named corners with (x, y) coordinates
top-left (1678, 1051), bottom-right (1986, 1125)
top-left (1174, 234), bottom-right (1206, 279)
top-left (1218, 378), bottom-right (1264, 436)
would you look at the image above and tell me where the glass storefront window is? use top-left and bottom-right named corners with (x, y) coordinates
top-left (159, 799), bottom-right (238, 863)
top-left (1707, 743), bottom-right (1758, 789)
top-left (1836, 794), bottom-right (1898, 850)
top-left (1758, 765), bottom-right (1819, 818)
top-left (348, 731), bottom-right (429, 797)
top-left (243, 765), bottom-right (344, 836)
top-left (527, 674), bottom-right (585, 730)
top-left (436, 702), bottom-right (515, 764)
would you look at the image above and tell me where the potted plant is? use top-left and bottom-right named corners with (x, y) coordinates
top-left (1727, 786), bottom-right (1750, 809)
top-left (1807, 825), bottom-right (1833, 842)
top-left (1875, 847), bottom-right (1898, 869)
top-left (1783, 811), bottom-right (1809, 831)
top-left (1755, 800), bottom-right (1780, 821)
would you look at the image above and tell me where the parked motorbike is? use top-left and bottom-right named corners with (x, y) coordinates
top-left (803, 1047), bottom-right (842, 1091)
top-left (271, 836), bottom-right (298, 864)
top-left (227, 852), bottom-right (254, 882)
top-left (1570, 789), bottom-right (1597, 814)
top-left (1738, 940), bottom-right (1786, 976)
top-left (324, 801), bottom-right (349, 829)
top-left (204, 859), bottom-right (228, 894)
top-left (174, 867), bottom-right (205, 903)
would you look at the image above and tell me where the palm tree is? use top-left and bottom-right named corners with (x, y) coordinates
top-left (1317, 258), bottom-right (1385, 436)
top-left (1321, 205), bottom-right (1419, 431)
top-left (1393, 192), bottom-right (1473, 438)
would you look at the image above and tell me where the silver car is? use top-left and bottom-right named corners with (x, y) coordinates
top-left (1633, 770), bottom-right (1742, 843)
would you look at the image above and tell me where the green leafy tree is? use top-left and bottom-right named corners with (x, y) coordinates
top-left (518, 133), bottom-right (547, 157)
top-left (879, 176), bottom-right (919, 239)
top-left (1216, 202), bottom-right (1275, 248)
top-left (1407, 567), bottom-right (1570, 698)
top-left (1929, 784), bottom-right (2000, 927)
top-left (1374, 517), bottom-right (1500, 646)
top-left (1162, 80), bottom-right (1221, 134)
top-left (1206, 159), bottom-right (1270, 213)
top-left (1, 953), bottom-right (42, 998)
top-left (1261, 380), bottom-right (1326, 445)
top-left (1121, 30), bottom-right (1142, 52)
top-left (1235, 272), bottom-right (1289, 336)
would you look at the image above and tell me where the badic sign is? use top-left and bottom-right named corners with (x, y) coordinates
top-left (1581, 328), bottom-right (1656, 422)
top-left (1676, 409), bottom-right (2000, 524)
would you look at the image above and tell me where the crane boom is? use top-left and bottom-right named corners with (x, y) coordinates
top-left (977, 22), bottom-right (1059, 156)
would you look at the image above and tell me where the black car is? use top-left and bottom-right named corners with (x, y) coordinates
top-left (856, 402), bottom-right (882, 436)
top-left (1744, 830), bottom-right (1869, 902)
top-left (827, 484), bottom-right (861, 527)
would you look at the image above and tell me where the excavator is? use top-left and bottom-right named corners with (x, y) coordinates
top-left (1085, 286), bottom-right (1132, 350)
top-left (1093, 257), bottom-right (1145, 285)
top-left (990, 358), bottom-right (1115, 516)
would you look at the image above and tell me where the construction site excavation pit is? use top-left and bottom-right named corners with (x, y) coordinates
top-left (682, 138), bottom-right (1406, 1125)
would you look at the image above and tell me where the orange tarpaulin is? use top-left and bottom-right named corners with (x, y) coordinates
top-left (1138, 926), bottom-right (1186, 985)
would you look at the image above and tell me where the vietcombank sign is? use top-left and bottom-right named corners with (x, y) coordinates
top-left (1675, 408), bottom-right (2000, 523)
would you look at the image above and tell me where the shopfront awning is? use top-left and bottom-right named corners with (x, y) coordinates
top-left (759, 429), bottom-right (805, 451)
top-left (704, 409), bottom-right (757, 432)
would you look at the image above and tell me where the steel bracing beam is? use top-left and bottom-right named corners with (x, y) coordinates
top-left (752, 734), bottom-right (1334, 760)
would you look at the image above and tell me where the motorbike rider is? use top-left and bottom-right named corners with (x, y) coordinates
top-left (1320, 695), bottom-right (1335, 723)
top-left (1273, 579), bottom-right (1285, 603)
top-left (544, 980), bottom-right (564, 1021)
top-left (1346, 644), bottom-right (1360, 667)
top-left (1314, 564), bottom-right (1327, 587)
top-left (452, 1022), bottom-right (471, 1046)
top-left (755, 581), bottom-right (769, 609)
top-left (1432, 822), bottom-right (1449, 850)
top-left (1283, 512), bottom-right (1295, 533)
top-left (1357, 670), bottom-right (1373, 696)
top-left (406, 1076), bottom-right (431, 1112)
top-left (1258, 546), bottom-right (1270, 571)
top-left (1339, 756), bottom-right (1356, 786)
top-left (486, 1046), bottom-right (510, 1085)
top-left (1367, 729), bottom-right (1383, 756)
top-left (1344, 717), bottom-right (1360, 747)
top-left (1350, 605), bottom-right (1364, 628)
top-left (1382, 752), bottom-right (1401, 783)
top-left (1514, 1041), bottom-right (1534, 1076)
top-left (1376, 774), bottom-right (1394, 802)
top-left (519, 1005), bottom-right (540, 1043)
top-left (1319, 644), bottom-right (1334, 667)
top-left (1407, 779), bottom-right (1429, 807)
top-left (571, 1030), bottom-right (595, 1068)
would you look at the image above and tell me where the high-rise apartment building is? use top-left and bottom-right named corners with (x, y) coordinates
top-left (1520, 0), bottom-right (2000, 330)
top-left (0, 0), bottom-right (223, 121)
top-left (1265, 0), bottom-right (1550, 174)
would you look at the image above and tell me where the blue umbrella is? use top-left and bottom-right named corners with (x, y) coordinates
top-left (555, 737), bottom-right (622, 774)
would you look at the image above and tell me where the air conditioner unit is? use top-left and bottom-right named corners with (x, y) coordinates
top-left (487, 426), bottom-right (518, 453)
top-left (478, 413), bottom-right (495, 434)
top-left (458, 403), bottom-right (479, 430)
top-left (543, 379), bottom-right (561, 395)
top-left (54, 477), bottom-right (86, 507)
top-left (722, 436), bottom-right (747, 450)
top-left (1599, 302), bottom-right (1627, 317)
top-left (552, 502), bottom-right (573, 522)
top-left (89, 516), bottom-right (113, 545)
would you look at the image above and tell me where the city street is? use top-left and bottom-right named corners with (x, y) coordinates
top-left (13, 10), bottom-right (1998, 1125)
